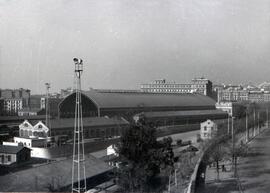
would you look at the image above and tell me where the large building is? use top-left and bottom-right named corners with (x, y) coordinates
top-left (17, 117), bottom-right (129, 142)
top-left (59, 90), bottom-right (217, 119)
top-left (218, 89), bottom-right (270, 103)
top-left (140, 78), bottom-right (213, 96)
top-left (0, 89), bottom-right (30, 115)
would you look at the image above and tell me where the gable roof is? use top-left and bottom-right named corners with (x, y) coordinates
top-left (0, 145), bottom-right (30, 154)
top-left (27, 117), bottom-right (129, 129)
top-left (81, 90), bottom-right (216, 109)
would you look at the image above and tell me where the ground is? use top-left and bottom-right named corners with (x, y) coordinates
top-left (198, 127), bottom-right (270, 193)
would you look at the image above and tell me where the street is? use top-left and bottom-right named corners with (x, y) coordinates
top-left (237, 128), bottom-right (270, 193)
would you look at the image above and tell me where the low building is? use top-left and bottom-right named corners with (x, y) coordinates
top-left (13, 137), bottom-right (47, 148)
top-left (18, 117), bottom-right (129, 143)
top-left (18, 108), bottom-right (44, 116)
top-left (0, 145), bottom-right (31, 165)
top-left (134, 109), bottom-right (227, 128)
top-left (215, 102), bottom-right (244, 117)
top-left (200, 119), bottom-right (217, 140)
top-left (0, 154), bottom-right (112, 192)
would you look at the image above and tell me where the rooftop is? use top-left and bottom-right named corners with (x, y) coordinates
top-left (80, 90), bottom-right (216, 109)
top-left (0, 145), bottom-right (30, 154)
top-left (137, 109), bottom-right (227, 118)
top-left (27, 117), bottom-right (129, 129)
top-left (0, 154), bottom-right (111, 192)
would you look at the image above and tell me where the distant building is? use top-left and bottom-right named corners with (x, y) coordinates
top-left (29, 95), bottom-right (44, 109)
top-left (140, 78), bottom-right (213, 96)
top-left (3, 98), bottom-right (23, 115)
top-left (18, 108), bottom-right (44, 116)
top-left (200, 120), bottom-right (217, 140)
top-left (215, 102), bottom-right (244, 117)
top-left (60, 87), bottom-right (73, 98)
top-left (0, 145), bottom-right (31, 165)
top-left (0, 88), bottom-right (30, 115)
top-left (218, 88), bottom-right (270, 103)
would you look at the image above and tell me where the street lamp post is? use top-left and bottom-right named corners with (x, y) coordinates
top-left (231, 116), bottom-right (235, 176)
top-left (227, 113), bottom-right (230, 135)
top-left (253, 109), bottom-right (256, 137)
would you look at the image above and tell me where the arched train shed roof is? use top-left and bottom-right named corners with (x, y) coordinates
top-left (76, 90), bottom-right (217, 109)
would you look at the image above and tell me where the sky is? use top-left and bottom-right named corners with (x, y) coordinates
top-left (1, 0), bottom-right (270, 94)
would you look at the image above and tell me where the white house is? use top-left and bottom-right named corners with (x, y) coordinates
top-left (200, 119), bottom-right (217, 140)
top-left (19, 120), bottom-right (49, 139)
top-left (14, 120), bottom-right (49, 148)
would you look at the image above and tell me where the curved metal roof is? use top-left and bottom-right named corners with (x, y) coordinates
top-left (81, 90), bottom-right (216, 109)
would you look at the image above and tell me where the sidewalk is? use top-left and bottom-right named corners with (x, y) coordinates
top-left (199, 126), bottom-right (267, 193)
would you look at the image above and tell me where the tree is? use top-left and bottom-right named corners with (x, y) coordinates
top-left (115, 123), bottom-right (174, 192)
top-left (203, 135), bottom-right (229, 181)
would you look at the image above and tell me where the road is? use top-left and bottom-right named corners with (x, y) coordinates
top-left (237, 128), bottom-right (270, 193)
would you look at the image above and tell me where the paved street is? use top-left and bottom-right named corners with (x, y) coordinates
top-left (237, 128), bottom-right (270, 193)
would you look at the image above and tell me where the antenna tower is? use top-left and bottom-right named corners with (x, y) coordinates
top-left (71, 58), bottom-right (86, 193)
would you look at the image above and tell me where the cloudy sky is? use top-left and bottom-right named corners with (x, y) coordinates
top-left (1, 0), bottom-right (270, 94)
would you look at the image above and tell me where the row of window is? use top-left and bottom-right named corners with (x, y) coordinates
top-left (145, 89), bottom-right (192, 93)
top-left (0, 154), bottom-right (12, 163)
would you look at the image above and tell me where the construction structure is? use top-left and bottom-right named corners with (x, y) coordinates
top-left (71, 58), bottom-right (86, 193)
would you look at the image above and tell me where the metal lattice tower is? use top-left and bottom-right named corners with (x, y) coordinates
top-left (72, 58), bottom-right (86, 193)
top-left (45, 83), bottom-right (51, 136)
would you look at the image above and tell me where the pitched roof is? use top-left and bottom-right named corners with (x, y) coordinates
top-left (0, 154), bottom-right (111, 192)
top-left (0, 145), bottom-right (30, 154)
top-left (28, 117), bottom-right (129, 129)
top-left (81, 90), bottom-right (216, 109)
top-left (138, 109), bottom-right (227, 118)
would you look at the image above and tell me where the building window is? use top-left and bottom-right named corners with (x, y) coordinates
top-left (204, 126), bottom-right (207, 131)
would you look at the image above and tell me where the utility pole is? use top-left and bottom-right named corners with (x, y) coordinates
top-left (72, 58), bottom-right (86, 193)
top-left (266, 107), bottom-right (269, 129)
top-left (246, 110), bottom-right (249, 142)
top-left (227, 113), bottom-right (230, 135)
top-left (253, 109), bottom-right (256, 137)
top-left (258, 111), bottom-right (260, 133)
top-left (45, 83), bottom-right (51, 136)
top-left (232, 116), bottom-right (235, 177)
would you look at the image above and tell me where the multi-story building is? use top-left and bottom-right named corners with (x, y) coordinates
top-left (140, 78), bottom-right (213, 96)
top-left (200, 119), bottom-right (217, 140)
top-left (218, 88), bottom-right (270, 103)
top-left (3, 98), bottom-right (23, 115)
top-left (218, 89), bottom-right (249, 102)
top-left (0, 88), bottom-right (31, 115)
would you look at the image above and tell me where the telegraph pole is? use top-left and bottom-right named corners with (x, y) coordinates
top-left (227, 113), bottom-right (230, 135)
top-left (246, 110), bottom-right (249, 142)
top-left (45, 83), bottom-right (51, 136)
top-left (253, 109), bottom-right (256, 137)
top-left (72, 58), bottom-right (86, 193)
top-left (267, 108), bottom-right (269, 128)
top-left (258, 111), bottom-right (260, 133)
top-left (232, 116), bottom-right (235, 177)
